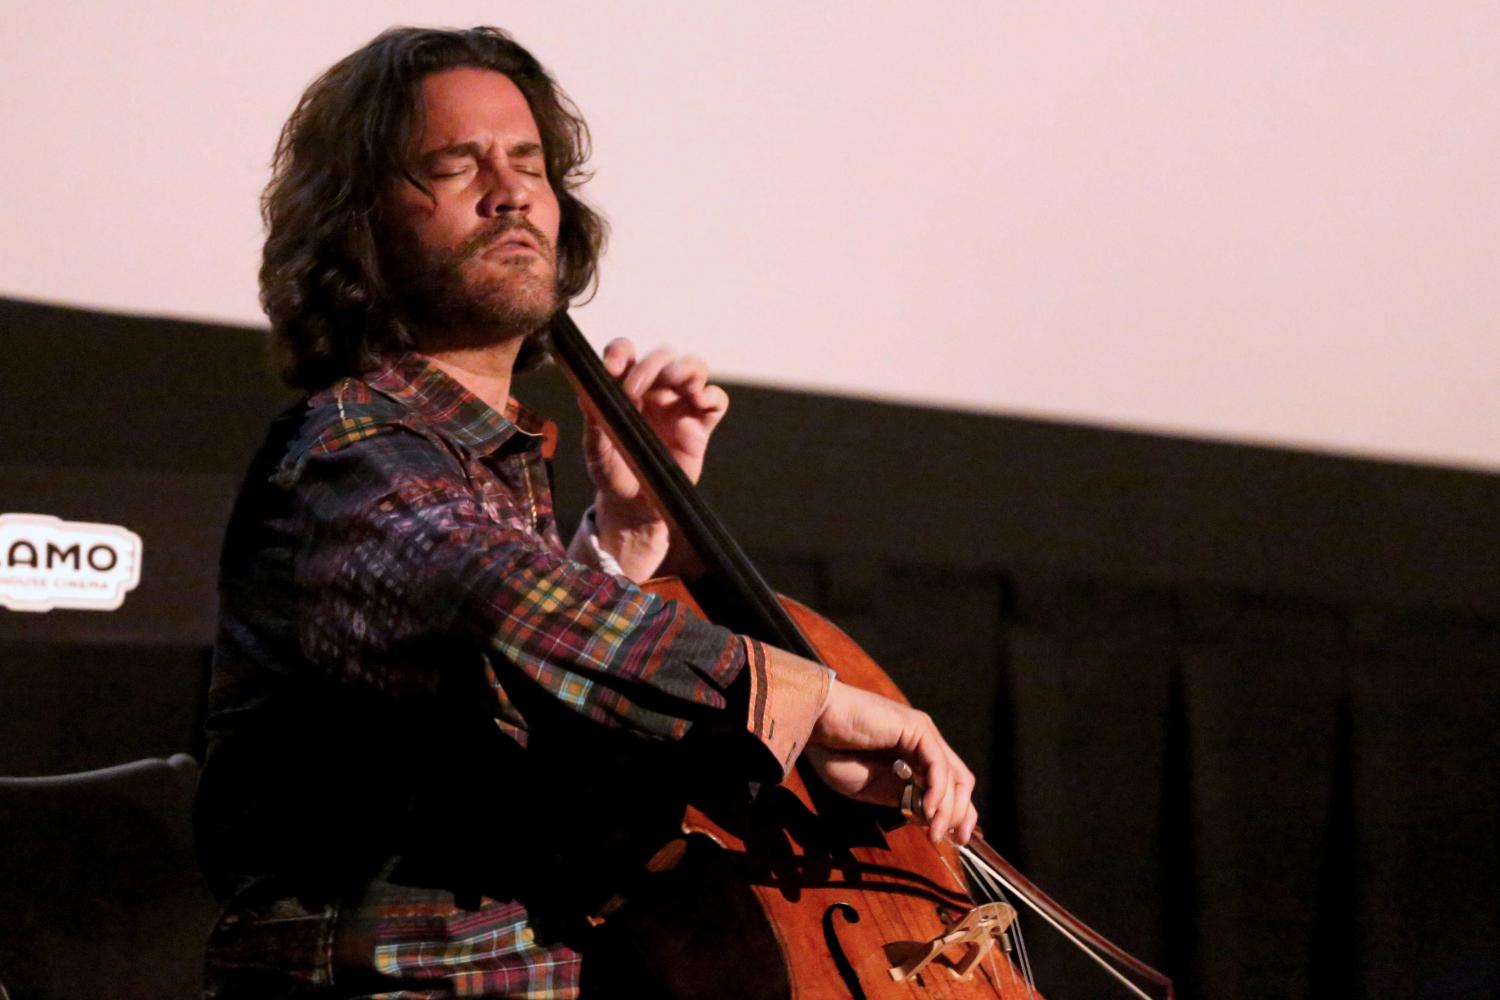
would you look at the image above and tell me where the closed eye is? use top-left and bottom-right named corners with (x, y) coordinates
top-left (424, 158), bottom-right (473, 178)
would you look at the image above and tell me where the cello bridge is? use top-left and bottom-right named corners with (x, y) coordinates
top-left (888, 901), bottom-right (1018, 983)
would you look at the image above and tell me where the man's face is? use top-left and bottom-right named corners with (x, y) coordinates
top-left (382, 67), bottom-right (562, 343)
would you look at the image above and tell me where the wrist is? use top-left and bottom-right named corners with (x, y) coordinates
top-left (567, 507), bottom-right (627, 577)
top-left (593, 493), bottom-right (671, 580)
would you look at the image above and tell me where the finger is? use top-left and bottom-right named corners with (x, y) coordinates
top-left (581, 411), bottom-right (610, 452)
top-left (622, 348), bottom-right (675, 402)
top-left (908, 721), bottom-right (952, 839)
top-left (917, 732), bottom-right (970, 846)
top-left (580, 415), bottom-right (619, 474)
top-left (602, 338), bottom-right (636, 377)
top-left (658, 354), bottom-right (709, 396)
top-left (691, 384), bottom-right (731, 432)
top-left (695, 383), bottom-right (729, 412)
top-left (644, 380), bottom-right (728, 429)
top-left (955, 801), bottom-right (979, 846)
top-left (947, 760), bottom-right (977, 844)
top-left (929, 759), bottom-right (960, 846)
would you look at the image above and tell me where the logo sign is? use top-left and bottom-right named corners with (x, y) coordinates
top-left (0, 513), bottom-right (143, 613)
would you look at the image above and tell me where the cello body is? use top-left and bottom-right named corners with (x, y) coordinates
top-left (598, 579), bottom-right (1038, 999)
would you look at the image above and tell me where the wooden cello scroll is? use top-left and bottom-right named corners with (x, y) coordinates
top-left (547, 310), bottom-right (1174, 1000)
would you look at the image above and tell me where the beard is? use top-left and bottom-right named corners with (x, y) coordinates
top-left (382, 216), bottom-right (560, 354)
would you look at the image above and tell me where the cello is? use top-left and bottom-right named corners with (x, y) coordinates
top-left (549, 311), bottom-right (1175, 1000)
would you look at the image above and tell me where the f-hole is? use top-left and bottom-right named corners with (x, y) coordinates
top-left (822, 902), bottom-right (868, 1000)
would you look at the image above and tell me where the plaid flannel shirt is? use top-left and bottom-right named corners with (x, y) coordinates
top-left (196, 354), bottom-right (827, 999)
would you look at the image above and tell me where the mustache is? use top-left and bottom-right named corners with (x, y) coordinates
top-left (456, 217), bottom-right (555, 261)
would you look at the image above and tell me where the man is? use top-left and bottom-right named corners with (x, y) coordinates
top-left (196, 25), bottom-right (977, 998)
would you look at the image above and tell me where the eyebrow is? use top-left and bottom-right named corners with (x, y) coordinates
top-left (420, 140), bottom-right (545, 165)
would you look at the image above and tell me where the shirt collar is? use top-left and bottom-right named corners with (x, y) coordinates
top-left (364, 353), bottom-right (557, 459)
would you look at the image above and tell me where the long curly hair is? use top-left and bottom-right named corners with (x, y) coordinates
top-left (260, 26), bottom-right (607, 391)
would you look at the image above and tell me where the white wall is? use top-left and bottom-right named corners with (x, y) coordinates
top-left (2, 2), bottom-right (1496, 471)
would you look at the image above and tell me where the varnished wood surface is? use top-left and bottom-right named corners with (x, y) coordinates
top-left (641, 578), bottom-right (1039, 999)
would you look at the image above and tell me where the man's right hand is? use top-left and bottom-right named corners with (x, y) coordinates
top-left (804, 679), bottom-right (979, 846)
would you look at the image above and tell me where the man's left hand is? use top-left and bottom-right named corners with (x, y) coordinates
top-left (583, 338), bottom-right (729, 580)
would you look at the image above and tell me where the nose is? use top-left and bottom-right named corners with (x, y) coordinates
top-left (478, 162), bottom-right (533, 219)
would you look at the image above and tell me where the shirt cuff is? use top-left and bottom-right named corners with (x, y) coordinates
top-left (741, 638), bottom-right (834, 779)
top-left (565, 506), bottom-right (627, 578)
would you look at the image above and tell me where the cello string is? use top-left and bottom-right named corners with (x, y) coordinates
top-left (960, 849), bottom-right (1127, 1000)
top-left (962, 853), bottom-right (1029, 995)
top-left (958, 847), bottom-right (1153, 1000)
top-left (959, 846), bottom-right (1143, 1000)
top-left (947, 844), bottom-right (1037, 998)
top-left (894, 763), bottom-right (1167, 998)
top-left (946, 847), bottom-right (1012, 995)
top-left (958, 849), bottom-right (1037, 997)
top-left (963, 853), bottom-right (1025, 996)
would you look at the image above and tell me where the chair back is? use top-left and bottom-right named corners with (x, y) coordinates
top-left (0, 754), bottom-right (217, 1000)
